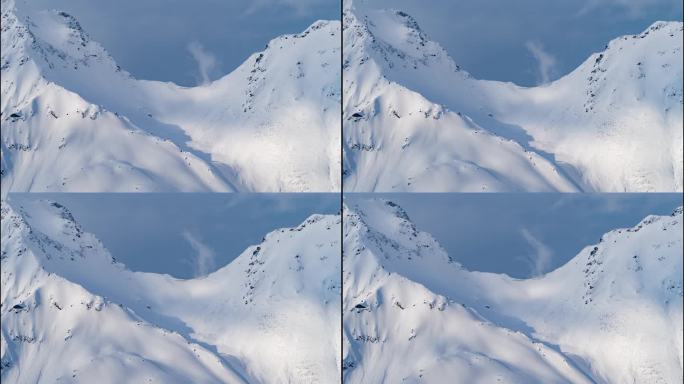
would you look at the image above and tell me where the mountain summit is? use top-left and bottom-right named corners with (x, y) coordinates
top-left (343, 1), bottom-right (683, 192)
top-left (1, 199), bottom-right (341, 382)
top-left (343, 199), bottom-right (683, 383)
top-left (1, 0), bottom-right (341, 193)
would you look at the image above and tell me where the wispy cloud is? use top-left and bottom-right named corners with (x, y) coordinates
top-left (550, 194), bottom-right (627, 214)
top-left (182, 230), bottom-right (216, 277)
top-left (577, 0), bottom-right (662, 17)
top-left (272, 197), bottom-right (297, 213)
top-left (186, 41), bottom-right (218, 85)
top-left (244, 0), bottom-right (326, 16)
top-left (520, 228), bottom-right (553, 276)
top-left (525, 40), bottom-right (558, 85)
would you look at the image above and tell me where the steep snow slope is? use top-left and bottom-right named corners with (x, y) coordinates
top-left (343, 199), bottom-right (683, 383)
top-left (342, 7), bottom-right (579, 192)
top-left (1, 0), bottom-right (341, 193)
top-left (1, 199), bottom-right (341, 383)
top-left (487, 21), bottom-right (683, 192)
top-left (343, 1), bottom-right (683, 192)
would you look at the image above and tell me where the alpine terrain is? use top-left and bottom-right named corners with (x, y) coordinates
top-left (343, 1), bottom-right (683, 192)
top-left (0, 198), bottom-right (341, 383)
top-left (1, 0), bottom-right (341, 193)
top-left (343, 199), bottom-right (683, 383)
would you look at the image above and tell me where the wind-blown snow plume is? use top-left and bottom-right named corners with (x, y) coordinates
top-left (1, 1), bottom-right (341, 193)
top-left (342, 2), bottom-right (682, 192)
top-left (1, 199), bottom-right (342, 382)
top-left (343, 199), bottom-right (683, 383)
top-left (186, 41), bottom-right (218, 85)
top-left (182, 230), bottom-right (216, 277)
top-left (525, 40), bottom-right (558, 84)
top-left (520, 227), bottom-right (553, 276)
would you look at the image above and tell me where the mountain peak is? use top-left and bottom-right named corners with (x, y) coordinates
top-left (344, 200), bottom-right (683, 383)
top-left (342, 6), bottom-right (682, 192)
top-left (2, 2), bottom-right (341, 193)
top-left (344, 199), bottom-right (457, 267)
top-left (640, 20), bottom-right (682, 37)
top-left (1, 198), bottom-right (342, 382)
top-left (6, 199), bottom-right (120, 272)
top-left (4, 0), bottom-right (125, 80)
top-left (343, 3), bottom-right (464, 76)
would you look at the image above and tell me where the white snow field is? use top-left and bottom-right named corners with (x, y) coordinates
top-left (1, 0), bottom-right (341, 193)
top-left (1, 198), bottom-right (341, 383)
top-left (343, 199), bottom-right (683, 383)
top-left (343, 0), bottom-right (683, 192)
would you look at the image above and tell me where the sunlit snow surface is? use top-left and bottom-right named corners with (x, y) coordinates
top-left (342, 198), bottom-right (683, 383)
top-left (3, 196), bottom-right (681, 383)
top-left (1, 199), bottom-right (341, 383)
top-left (343, 0), bottom-right (683, 192)
top-left (1, 0), bottom-right (341, 193)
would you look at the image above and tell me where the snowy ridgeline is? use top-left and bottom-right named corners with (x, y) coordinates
top-left (1, 0), bottom-right (341, 194)
top-left (1, 198), bottom-right (682, 383)
top-left (2, 0), bottom-right (681, 194)
top-left (343, 0), bottom-right (683, 192)
top-left (0, 199), bottom-right (341, 383)
top-left (343, 199), bottom-right (683, 383)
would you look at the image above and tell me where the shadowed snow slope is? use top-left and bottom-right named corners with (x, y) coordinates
top-left (1, 199), bottom-right (341, 383)
top-left (1, 0), bottom-right (341, 193)
top-left (343, 199), bottom-right (683, 383)
top-left (343, 0), bottom-right (683, 192)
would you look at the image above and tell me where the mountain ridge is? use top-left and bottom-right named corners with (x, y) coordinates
top-left (343, 1), bottom-right (683, 192)
top-left (1, 198), bottom-right (342, 383)
top-left (2, 0), bottom-right (341, 193)
top-left (342, 198), bottom-right (683, 383)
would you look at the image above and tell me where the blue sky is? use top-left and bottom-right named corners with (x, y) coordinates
top-left (8, 193), bottom-right (681, 280)
top-left (346, 194), bottom-right (683, 278)
top-left (28, 0), bottom-right (682, 86)
top-left (9, 193), bottom-right (339, 279)
top-left (30, 0), bottom-right (339, 86)
top-left (365, 0), bottom-right (683, 85)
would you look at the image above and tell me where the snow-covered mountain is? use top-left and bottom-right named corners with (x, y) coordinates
top-left (343, 1), bottom-right (683, 192)
top-left (343, 199), bottom-right (683, 383)
top-left (1, 198), bottom-right (341, 383)
top-left (1, 0), bottom-right (341, 193)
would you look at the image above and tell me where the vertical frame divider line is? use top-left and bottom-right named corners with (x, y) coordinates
top-left (339, 0), bottom-right (345, 382)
